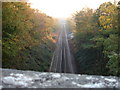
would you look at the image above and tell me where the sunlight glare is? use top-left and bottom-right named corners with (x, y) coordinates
top-left (28, 0), bottom-right (115, 18)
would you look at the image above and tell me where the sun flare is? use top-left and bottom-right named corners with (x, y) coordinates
top-left (28, 0), bottom-right (115, 18)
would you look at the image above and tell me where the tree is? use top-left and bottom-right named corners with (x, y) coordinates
top-left (72, 2), bottom-right (120, 76)
top-left (2, 2), bottom-right (56, 71)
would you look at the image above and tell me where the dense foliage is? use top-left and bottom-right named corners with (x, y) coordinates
top-left (2, 2), bottom-right (56, 71)
top-left (72, 2), bottom-right (120, 76)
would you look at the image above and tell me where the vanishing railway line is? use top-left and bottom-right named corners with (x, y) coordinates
top-left (49, 23), bottom-right (75, 73)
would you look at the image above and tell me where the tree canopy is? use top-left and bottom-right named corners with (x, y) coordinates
top-left (72, 1), bottom-right (120, 76)
top-left (2, 2), bottom-right (56, 71)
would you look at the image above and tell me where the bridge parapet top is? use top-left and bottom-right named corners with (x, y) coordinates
top-left (1, 68), bottom-right (119, 88)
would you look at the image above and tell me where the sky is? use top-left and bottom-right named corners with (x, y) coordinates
top-left (28, 0), bottom-right (116, 18)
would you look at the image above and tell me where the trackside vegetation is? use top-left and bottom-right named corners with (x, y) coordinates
top-left (71, 1), bottom-right (120, 76)
top-left (2, 2), bottom-right (57, 71)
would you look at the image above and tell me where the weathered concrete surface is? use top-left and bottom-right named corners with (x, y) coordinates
top-left (0, 68), bottom-right (120, 88)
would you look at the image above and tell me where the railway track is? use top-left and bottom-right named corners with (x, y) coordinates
top-left (49, 23), bottom-right (75, 73)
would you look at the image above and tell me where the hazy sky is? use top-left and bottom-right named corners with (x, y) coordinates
top-left (28, 0), bottom-right (115, 18)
